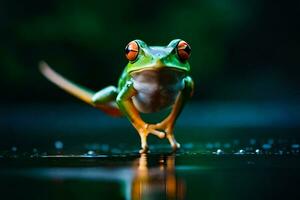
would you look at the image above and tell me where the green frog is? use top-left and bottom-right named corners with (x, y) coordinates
top-left (40, 39), bottom-right (194, 153)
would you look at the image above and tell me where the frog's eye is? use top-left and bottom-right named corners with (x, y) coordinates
top-left (125, 41), bottom-right (139, 61)
top-left (177, 40), bottom-right (191, 61)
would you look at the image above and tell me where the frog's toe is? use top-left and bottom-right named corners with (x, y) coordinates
top-left (171, 142), bottom-right (181, 151)
top-left (139, 148), bottom-right (150, 154)
top-left (148, 125), bottom-right (166, 139)
top-left (153, 131), bottom-right (166, 139)
top-left (139, 145), bottom-right (149, 154)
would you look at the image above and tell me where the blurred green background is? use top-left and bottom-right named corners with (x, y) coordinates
top-left (1, 0), bottom-right (299, 103)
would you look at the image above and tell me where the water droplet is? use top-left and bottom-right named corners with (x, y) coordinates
top-left (236, 149), bottom-right (245, 154)
top-left (54, 141), bottom-right (64, 150)
top-left (86, 150), bottom-right (96, 156)
top-left (216, 149), bottom-right (224, 155)
top-left (255, 149), bottom-right (261, 154)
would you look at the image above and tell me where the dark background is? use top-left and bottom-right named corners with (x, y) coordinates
top-left (1, 2), bottom-right (300, 199)
top-left (1, 0), bottom-right (299, 104)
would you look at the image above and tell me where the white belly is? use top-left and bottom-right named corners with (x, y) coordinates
top-left (131, 69), bottom-right (185, 113)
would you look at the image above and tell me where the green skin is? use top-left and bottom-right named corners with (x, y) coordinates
top-left (40, 39), bottom-right (194, 153)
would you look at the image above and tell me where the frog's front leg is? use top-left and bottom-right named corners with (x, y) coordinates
top-left (91, 85), bottom-right (121, 116)
top-left (152, 76), bottom-right (194, 151)
top-left (116, 80), bottom-right (165, 153)
top-left (92, 85), bottom-right (118, 104)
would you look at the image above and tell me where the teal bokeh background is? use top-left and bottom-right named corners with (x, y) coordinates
top-left (1, 0), bottom-right (299, 103)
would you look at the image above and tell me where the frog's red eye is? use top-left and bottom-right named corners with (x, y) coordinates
top-left (125, 41), bottom-right (139, 61)
top-left (177, 40), bottom-right (191, 61)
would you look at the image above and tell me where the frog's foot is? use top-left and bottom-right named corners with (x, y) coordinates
top-left (167, 135), bottom-right (181, 151)
top-left (139, 146), bottom-right (150, 154)
top-left (168, 136), bottom-right (180, 151)
top-left (136, 123), bottom-right (162, 153)
top-left (151, 121), bottom-right (181, 151)
top-left (137, 130), bottom-right (149, 154)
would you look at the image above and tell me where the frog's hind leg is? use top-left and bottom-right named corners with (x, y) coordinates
top-left (151, 76), bottom-right (194, 151)
top-left (116, 80), bottom-right (166, 153)
top-left (39, 61), bottom-right (122, 117)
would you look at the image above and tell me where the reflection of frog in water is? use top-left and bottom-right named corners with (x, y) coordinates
top-left (40, 39), bottom-right (194, 153)
top-left (131, 154), bottom-right (185, 200)
top-left (26, 153), bottom-right (184, 199)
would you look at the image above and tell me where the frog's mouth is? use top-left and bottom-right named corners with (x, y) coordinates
top-left (130, 66), bottom-right (186, 84)
top-left (129, 65), bottom-right (186, 76)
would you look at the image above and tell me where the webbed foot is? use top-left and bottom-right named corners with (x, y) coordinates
top-left (150, 121), bottom-right (181, 151)
top-left (135, 123), bottom-right (164, 153)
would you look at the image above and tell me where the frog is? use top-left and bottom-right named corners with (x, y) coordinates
top-left (39, 39), bottom-right (194, 153)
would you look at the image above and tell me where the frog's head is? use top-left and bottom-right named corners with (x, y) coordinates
top-left (124, 39), bottom-right (191, 74)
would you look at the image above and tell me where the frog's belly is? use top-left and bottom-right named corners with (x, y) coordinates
top-left (131, 69), bottom-right (185, 113)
